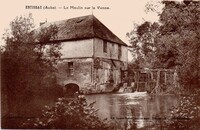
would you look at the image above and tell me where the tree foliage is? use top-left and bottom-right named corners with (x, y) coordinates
top-left (22, 96), bottom-right (110, 129)
top-left (128, 1), bottom-right (200, 88)
top-left (1, 13), bottom-right (62, 116)
top-left (127, 21), bottom-right (160, 68)
top-left (165, 94), bottom-right (200, 130)
top-left (158, 1), bottom-right (200, 88)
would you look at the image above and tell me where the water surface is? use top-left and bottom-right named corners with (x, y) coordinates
top-left (86, 93), bottom-right (179, 129)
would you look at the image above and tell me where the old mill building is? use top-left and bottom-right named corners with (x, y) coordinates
top-left (37, 15), bottom-right (128, 94)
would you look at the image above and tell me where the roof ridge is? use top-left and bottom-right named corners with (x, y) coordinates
top-left (42, 15), bottom-right (93, 25)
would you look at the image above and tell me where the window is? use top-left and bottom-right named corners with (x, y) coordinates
top-left (118, 45), bottom-right (122, 59)
top-left (68, 62), bottom-right (74, 76)
top-left (103, 40), bottom-right (107, 53)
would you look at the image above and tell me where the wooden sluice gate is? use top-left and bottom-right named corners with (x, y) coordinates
top-left (121, 69), bottom-right (179, 94)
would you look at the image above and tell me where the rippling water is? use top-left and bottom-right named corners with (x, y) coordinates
top-left (86, 93), bottom-right (179, 129)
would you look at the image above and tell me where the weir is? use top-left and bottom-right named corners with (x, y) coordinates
top-left (119, 69), bottom-right (179, 94)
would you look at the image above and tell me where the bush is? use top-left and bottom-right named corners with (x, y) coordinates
top-left (165, 95), bottom-right (200, 130)
top-left (22, 96), bottom-right (109, 129)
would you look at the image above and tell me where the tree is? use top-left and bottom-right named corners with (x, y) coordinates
top-left (158, 1), bottom-right (200, 88)
top-left (1, 13), bottom-right (62, 118)
top-left (128, 1), bottom-right (200, 89)
top-left (127, 21), bottom-right (160, 68)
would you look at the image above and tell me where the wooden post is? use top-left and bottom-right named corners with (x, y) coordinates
top-left (156, 70), bottom-right (160, 93)
top-left (147, 72), bottom-right (150, 92)
top-left (146, 73), bottom-right (148, 92)
top-left (151, 72), bottom-right (153, 80)
top-left (151, 70), bottom-right (161, 94)
top-left (173, 69), bottom-right (179, 88)
top-left (136, 71), bottom-right (139, 92)
top-left (150, 72), bottom-right (153, 91)
top-left (164, 71), bottom-right (167, 84)
top-left (158, 70), bottom-right (161, 93)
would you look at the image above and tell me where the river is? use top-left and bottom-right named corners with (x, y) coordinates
top-left (86, 92), bottom-right (179, 129)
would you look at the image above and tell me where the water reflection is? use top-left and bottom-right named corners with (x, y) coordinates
top-left (86, 93), bottom-right (178, 129)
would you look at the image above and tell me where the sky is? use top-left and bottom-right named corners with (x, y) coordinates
top-left (0, 0), bottom-right (162, 60)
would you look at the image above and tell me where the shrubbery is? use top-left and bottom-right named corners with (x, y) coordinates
top-left (165, 95), bottom-right (200, 130)
top-left (22, 96), bottom-right (110, 129)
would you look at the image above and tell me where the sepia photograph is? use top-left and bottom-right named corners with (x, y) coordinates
top-left (0, 0), bottom-right (200, 129)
